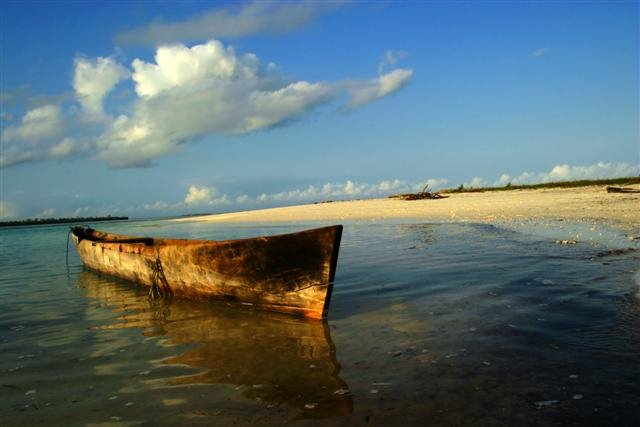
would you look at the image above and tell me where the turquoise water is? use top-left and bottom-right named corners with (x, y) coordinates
top-left (1, 220), bottom-right (639, 426)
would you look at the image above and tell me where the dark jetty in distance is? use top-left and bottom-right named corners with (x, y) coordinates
top-left (0, 215), bottom-right (128, 227)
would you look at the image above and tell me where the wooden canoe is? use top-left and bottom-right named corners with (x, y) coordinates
top-left (70, 225), bottom-right (343, 319)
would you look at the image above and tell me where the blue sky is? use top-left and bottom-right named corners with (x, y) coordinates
top-left (1, 1), bottom-right (638, 219)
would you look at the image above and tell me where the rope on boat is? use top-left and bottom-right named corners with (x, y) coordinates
top-left (149, 252), bottom-right (172, 300)
top-left (66, 228), bottom-right (72, 268)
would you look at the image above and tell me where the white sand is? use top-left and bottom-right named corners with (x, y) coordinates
top-left (174, 184), bottom-right (640, 237)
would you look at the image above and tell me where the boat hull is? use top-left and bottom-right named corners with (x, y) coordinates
top-left (71, 225), bottom-right (342, 319)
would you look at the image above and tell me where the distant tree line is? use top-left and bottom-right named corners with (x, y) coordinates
top-left (0, 215), bottom-right (129, 227)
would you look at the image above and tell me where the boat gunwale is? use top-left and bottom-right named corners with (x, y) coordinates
top-left (70, 225), bottom-right (343, 248)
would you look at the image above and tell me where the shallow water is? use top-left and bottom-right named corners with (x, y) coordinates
top-left (1, 220), bottom-right (639, 426)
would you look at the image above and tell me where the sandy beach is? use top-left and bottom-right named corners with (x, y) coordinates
top-left (175, 184), bottom-right (639, 234)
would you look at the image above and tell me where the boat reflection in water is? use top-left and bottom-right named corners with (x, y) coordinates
top-left (77, 269), bottom-right (353, 419)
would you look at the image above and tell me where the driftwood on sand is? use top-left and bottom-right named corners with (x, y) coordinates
top-left (389, 185), bottom-right (448, 201)
top-left (606, 186), bottom-right (640, 193)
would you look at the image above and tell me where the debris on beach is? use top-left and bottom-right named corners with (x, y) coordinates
top-left (389, 184), bottom-right (447, 200)
top-left (606, 186), bottom-right (640, 193)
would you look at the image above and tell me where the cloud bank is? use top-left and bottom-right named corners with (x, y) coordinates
top-left (3, 162), bottom-right (636, 220)
top-left (115, 1), bottom-right (344, 46)
top-left (78, 161), bottom-right (640, 217)
top-left (108, 161), bottom-right (640, 216)
top-left (1, 40), bottom-right (412, 168)
top-left (171, 177), bottom-right (449, 211)
top-left (176, 161), bottom-right (640, 212)
top-left (463, 162), bottom-right (639, 188)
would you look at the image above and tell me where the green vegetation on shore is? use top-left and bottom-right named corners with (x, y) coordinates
top-left (0, 215), bottom-right (129, 227)
top-left (441, 176), bottom-right (640, 194)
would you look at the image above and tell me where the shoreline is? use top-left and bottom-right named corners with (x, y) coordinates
top-left (174, 183), bottom-right (638, 224)
top-left (173, 184), bottom-right (640, 245)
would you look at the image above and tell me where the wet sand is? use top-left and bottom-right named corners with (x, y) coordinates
top-left (175, 184), bottom-right (640, 234)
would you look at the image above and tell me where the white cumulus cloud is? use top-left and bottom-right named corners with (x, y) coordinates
top-left (49, 138), bottom-right (89, 158)
top-left (73, 56), bottom-right (129, 116)
top-left (176, 177), bottom-right (448, 214)
top-left (495, 174), bottom-right (512, 186)
top-left (464, 177), bottom-right (488, 188)
top-left (2, 104), bottom-right (63, 143)
top-left (3, 39), bottom-right (412, 168)
top-left (1, 56), bottom-right (125, 167)
top-left (247, 178), bottom-right (448, 204)
top-left (498, 162), bottom-right (639, 186)
top-left (96, 40), bottom-right (404, 167)
top-left (348, 68), bottom-right (413, 108)
top-left (131, 41), bottom-right (259, 97)
top-left (1, 104), bottom-right (66, 166)
top-left (184, 185), bottom-right (213, 205)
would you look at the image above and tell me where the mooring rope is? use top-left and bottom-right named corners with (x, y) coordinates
top-left (149, 252), bottom-right (172, 300)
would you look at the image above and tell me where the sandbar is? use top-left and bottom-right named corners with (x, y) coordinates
top-left (174, 184), bottom-right (639, 237)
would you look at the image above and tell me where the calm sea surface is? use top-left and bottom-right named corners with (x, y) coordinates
top-left (1, 220), bottom-right (639, 426)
